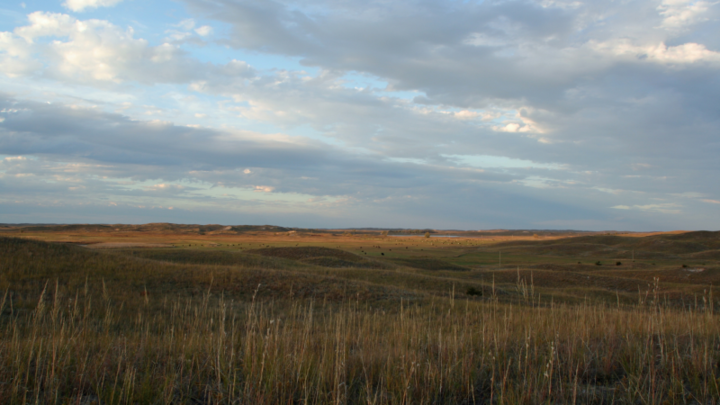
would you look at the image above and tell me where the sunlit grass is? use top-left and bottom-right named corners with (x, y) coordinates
top-left (2, 284), bottom-right (719, 404)
top-left (1, 235), bottom-right (720, 403)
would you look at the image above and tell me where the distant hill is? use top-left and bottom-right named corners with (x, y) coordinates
top-left (489, 231), bottom-right (720, 259)
top-left (1, 223), bottom-right (296, 234)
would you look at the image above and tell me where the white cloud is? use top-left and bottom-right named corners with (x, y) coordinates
top-left (491, 115), bottom-right (544, 134)
top-left (0, 12), bottom-right (255, 85)
top-left (63, 0), bottom-right (124, 12)
top-left (177, 19), bottom-right (195, 31)
top-left (658, 0), bottom-right (712, 29)
top-left (493, 122), bottom-right (529, 133)
top-left (4, 12), bottom-right (169, 82)
top-left (0, 30), bottom-right (43, 77)
top-left (590, 39), bottom-right (720, 65)
top-left (144, 183), bottom-right (185, 192)
top-left (253, 185), bottom-right (275, 193)
top-left (611, 203), bottom-right (681, 214)
top-left (445, 154), bottom-right (564, 170)
top-left (452, 110), bottom-right (498, 121)
top-left (195, 26), bottom-right (213, 37)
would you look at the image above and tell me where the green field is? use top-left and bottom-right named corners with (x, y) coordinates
top-left (1, 225), bottom-right (719, 403)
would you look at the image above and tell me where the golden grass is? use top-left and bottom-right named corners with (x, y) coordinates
top-left (1, 284), bottom-right (719, 404)
top-left (2, 233), bottom-right (720, 403)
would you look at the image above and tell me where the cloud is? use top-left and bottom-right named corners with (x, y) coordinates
top-left (253, 185), bottom-right (275, 193)
top-left (0, 12), bottom-right (256, 84)
top-left (1, 94), bottom-right (633, 229)
top-left (177, 0), bottom-right (719, 164)
top-left (658, 0), bottom-right (713, 29)
top-left (611, 203), bottom-right (682, 214)
top-left (144, 183), bottom-right (187, 193)
top-left (195, 26), bottom-right (213, 36)
top-left (590, 40), bottom-right (720, 65)
top-left (1, 1), bottom-right (720, 230)
top-left (183, 0), bottom-right (719, 106)
top-left (63, 0), bottom-right (124, 12)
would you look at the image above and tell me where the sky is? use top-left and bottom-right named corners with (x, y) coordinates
top-left (0, 0), bottom-right (719, 231)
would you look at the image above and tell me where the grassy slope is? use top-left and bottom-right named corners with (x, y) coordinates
top-left (2, 231), bottom-right (720, 403)
top-left (0, 238), bottom-right (425, 312)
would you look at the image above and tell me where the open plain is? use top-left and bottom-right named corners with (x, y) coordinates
top-left (1, 224), bottom-right (719, 404)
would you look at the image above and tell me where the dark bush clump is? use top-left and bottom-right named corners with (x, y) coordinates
top-left (466, 286), bottom-right (482, 296)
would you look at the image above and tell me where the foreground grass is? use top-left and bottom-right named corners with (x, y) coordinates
top-left (2, 237), bottom-right (720, 404)
top-left (3, 287), bottom-right (720, 404)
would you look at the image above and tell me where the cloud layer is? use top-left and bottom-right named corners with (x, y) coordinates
top-left (1, 0), bottom-right (719, 230)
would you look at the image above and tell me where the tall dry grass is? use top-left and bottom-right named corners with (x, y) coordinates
top-left (1, 281), bottom-right (719, 404)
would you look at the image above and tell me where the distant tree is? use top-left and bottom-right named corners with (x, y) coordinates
top-left (424, 232), bottom-right (430, 238)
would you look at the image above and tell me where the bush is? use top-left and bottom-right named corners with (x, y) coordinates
top-left (616, 261), bottom-right (622, 266)
top-left (595, 261), bottom-right (602, 266)
top-left (466, 286), bottom-right (482, 296)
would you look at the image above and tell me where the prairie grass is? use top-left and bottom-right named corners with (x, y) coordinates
top-left (1, 283), bottom-right (719, 404)
top-left (2, 236), bottom-right (720, 404)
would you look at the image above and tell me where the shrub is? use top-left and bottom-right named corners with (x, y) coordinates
top-left (616, 261), bottom-right (622, 266)
top-left (466, 286), bottom-right (482, 296)
top-left (595, 261), bottom-right (602, 266)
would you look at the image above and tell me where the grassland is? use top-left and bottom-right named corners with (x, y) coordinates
top-left (0, 224), bottom-right (719, 404)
